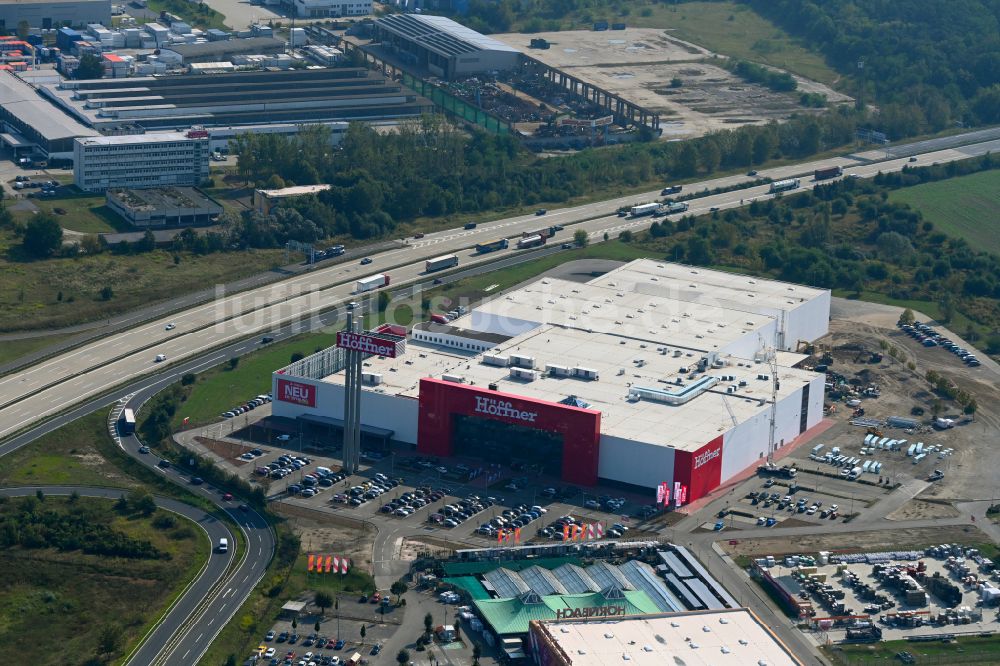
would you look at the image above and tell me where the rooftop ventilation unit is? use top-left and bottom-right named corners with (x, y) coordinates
top-left (441, 374), bottom-right (465, 384)
top-left (361, 372), bottom-right (382, 385)
top-left (482, 354), bottom-right (509, 367)
top-left (510, 368), bottom-right (539, 382)
top-left (509, 353), bottom-right (535, 369)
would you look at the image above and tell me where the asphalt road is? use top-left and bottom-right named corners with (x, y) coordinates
top-left (4, 133), bottom-right (998, 443)
top-left (0, 485), bottom-right (237, 665)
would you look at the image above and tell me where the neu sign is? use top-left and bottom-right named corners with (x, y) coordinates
top-left (336, 331), bottom-right (399, 358)
top-left (554, 605), bottom-right (627, 620)
top-left (694, 447), bottom-right (721, 470)
top-left (277, 378), bottom-right (316, 407)
top-left (474, 396), bottom-right (538, 423)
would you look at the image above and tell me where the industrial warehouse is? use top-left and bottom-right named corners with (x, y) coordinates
top-left (271, 260), bottom-right (829, 501)
top-left (39, 67), bottom-right (434, 132)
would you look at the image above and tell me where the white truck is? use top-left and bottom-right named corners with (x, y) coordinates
top-left (355, 273), bottom-right (390, 293)
top-left (630, 203), bottom-right (660, 217)
top-left (425, 254), bottom-right (458, 273)
top-left (664, 201), bottom-right (689, 214)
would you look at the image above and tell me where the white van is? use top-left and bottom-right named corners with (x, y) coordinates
top-left (315, 466), bottom-right (333, 477)
top-left (217, 537), bottom-right (229, 553)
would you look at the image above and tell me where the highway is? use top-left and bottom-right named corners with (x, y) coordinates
top-left (1, 134), bottom-right (998, 444)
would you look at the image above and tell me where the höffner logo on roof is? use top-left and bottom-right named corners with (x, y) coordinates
top-left (336, 331), bottom-right (398, 358)
top-left (693, 447), bottom-right (721, 469)
top-left (474, 396), bottom-right (538, 423)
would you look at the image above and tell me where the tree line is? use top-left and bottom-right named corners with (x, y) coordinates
top-left (636, 155), bottom-right (1000, 340)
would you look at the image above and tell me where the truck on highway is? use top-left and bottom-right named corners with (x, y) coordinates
top-left (355, 273), bottom-right (390, 293)
top-left (118, 408), bottom-right (136, 435)
top-left (814, 166), bottom-right (843, 180)
top-left (517, 234), bottom-right (546, 249)
top-left (769, 178), bottom-right (800, 193)
top-left (664, 201), bottom-right (689, 214)
top-left (475, 238), bottom-right (509, 254)
top-left (425, 254), bottom-right (459, 273)
top-left (630, 203), bottom-right (660, 217)
top-left (661, 185), bottom-right (682, 195)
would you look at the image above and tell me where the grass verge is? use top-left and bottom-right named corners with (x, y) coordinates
top-left (889, 169), bottom-right (1000, 257)
top-left (146, 0), bottom-right (228, 29)
top-left (14, 192), bottom-right (131, 234)
top-left (825, 635), bottom-right (1000, 665)
top-left (0, 495), bottom-right (207, 665)
top-left (0, 332), bottom-right (75, 368)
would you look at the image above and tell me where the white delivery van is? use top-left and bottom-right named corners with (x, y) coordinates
top-left (217, 537), bottom-right (229, 553)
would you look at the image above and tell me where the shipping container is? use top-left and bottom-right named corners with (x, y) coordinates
top-left (425, 254), bottom-right (458, 272)
top-left (814, 166), bottom-right (843, 180)
top-left (630, 202), bottom-right (660, 217)
top-left (355, 273), bottom-right (389, 293)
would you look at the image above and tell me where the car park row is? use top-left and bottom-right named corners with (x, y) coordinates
top-left (222, 393), bottom-right (273, 419)
top-left (899, 321), bottom-right (981, 367)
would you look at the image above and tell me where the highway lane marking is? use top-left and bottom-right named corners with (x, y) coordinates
top-left (183, 650), bottom-right (190, 660)
top-left (223, 587), bottom-right (233, 598)
top-left (196, 633), bottom-right (203, 642)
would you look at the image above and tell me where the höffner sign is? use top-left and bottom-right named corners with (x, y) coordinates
top-left (336, 331), bottom-right (399, 358)
top-left (474, 396), bottom-right (538, 423)
top-left (554, 605), bottom-right (627, 620)
top-left (693, 446), bottom-right (721, 469)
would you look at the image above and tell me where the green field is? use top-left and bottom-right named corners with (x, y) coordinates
top-left (16, 193), bottom-right (131, 234)
top-left (0, 496), bottom-right (207, 665)
top-left (146, 0), bottom-right (228, 29)
top-left (520, 1), bottom-right (841, 87)
top-left (0, 332), bottom-right (74, 369)
top-left (890, 169), bottom-right (1000, 257)
top-left (0, 411), bottom-right (141, 489)
top-left (826, 635), bottom-right (1000, 665)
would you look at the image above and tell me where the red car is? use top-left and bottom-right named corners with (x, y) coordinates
top-left (222, 493), bottom-right (233, 501)
top-left (371, 592), bottom-right (381, 604)
top-left (325, 639), bottom-right (336, 649)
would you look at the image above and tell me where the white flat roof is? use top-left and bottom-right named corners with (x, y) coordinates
top-left (463, 276), bottom-right (773, 354)
top-left (258, 184), bottom-right (332, 198)
top-left (535, 609), bottom-right (802, 666)
top-left (75, 132), bottom-right (194, 146)
top-left (596, 259), bottom-right (827, 313)
top-left (331, 323), bottom-right (815, 451)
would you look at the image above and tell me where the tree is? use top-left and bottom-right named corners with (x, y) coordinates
top-left (424, 612), bottom-right (434, 637)
top-left (390, 580), bottom-right (407, 603)
top-left (675, 143), bottom-right (699, 177)
top-left (473, 644), bottom-right (482, 666)
top-left (290, 352), bottom-right (305, 363)
top-left (100, 286), bottom-right (114, 301)
top-left (22, 214), bottom-right (63, 257)
top-left (129, 489), bottom-right (156, 516)
top-left (315, 620), bottom-right (321, 633)
top-left (228, 357), bottom-right (240, 370)
top-left (897, 308), bottom-right (916, 326)
top-left (314, 591), bottom-right (334, 616)
top-left (573, 229), bottom-right (589, 247)
top-left (291, 617), bottom-right (298, 630)
top-left (224, 655), bottom-right (237, 666)
top-left (700, 139), bottom-right (722, 173)
top-left (114, 494), bottom-right (129, 513)
top-left (76, 52), bottom-right (105, 80)
top-left (35, 489), bottom-right (45, 502)
top-left (396, 649), bottom-right (410, 666)
top-left (360, 624), bottom-right (367, 645)
top-left (96, 624), bottom-right (124, 660)
top-left (964, 400), bottom-right (978, 420)
top-left (752, 132), bottom-right (775, 164)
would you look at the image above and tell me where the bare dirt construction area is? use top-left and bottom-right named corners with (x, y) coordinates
top-left (280, 506), bottom-right (377, 573)
top-left (886, 499), bottom-right (959, 522)
top-left (493, 28), bottom-right (850, 139)
top-left (722, 525), bottom-right (992, 560)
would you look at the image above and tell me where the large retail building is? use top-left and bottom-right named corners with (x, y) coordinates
top-left (271, 260), bottom-right (830, 502)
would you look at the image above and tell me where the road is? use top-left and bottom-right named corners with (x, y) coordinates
top-left (0, 485), bottom-right (237, 665)
top-left (2, 133), bottom-right (997, 444)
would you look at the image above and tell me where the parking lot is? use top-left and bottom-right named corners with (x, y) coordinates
top-left (760, 544), bottom-right (1000, 641)
top-left (182, 412), bottom-right (665, 550)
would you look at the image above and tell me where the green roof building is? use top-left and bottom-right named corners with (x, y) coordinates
top-left (475, 588), bottom-right (661, 636)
